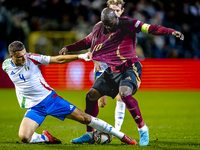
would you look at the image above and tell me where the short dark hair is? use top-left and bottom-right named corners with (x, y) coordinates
top-left (8, 41), bottom-right (25, 55)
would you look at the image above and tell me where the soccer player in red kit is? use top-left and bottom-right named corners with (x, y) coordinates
top-left (59, 8), bottom-right (184, 146)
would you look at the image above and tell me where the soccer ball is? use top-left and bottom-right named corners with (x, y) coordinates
top-left (93, 130), bottom-right (112, 145)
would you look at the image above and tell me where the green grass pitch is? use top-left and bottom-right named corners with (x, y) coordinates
top-left (0, 89), bottom-right (200, 150)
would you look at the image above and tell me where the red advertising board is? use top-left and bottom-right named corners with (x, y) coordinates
top-left (1, 59), bottom-right (200, 91)
top-left (140, 59), bottom-right (200, 91)
top-left (40, 60), bottom-right (95, 90)
top-left (40, 59), bottom-right (200, 91)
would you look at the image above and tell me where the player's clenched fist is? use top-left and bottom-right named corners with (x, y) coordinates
top-left (172, 31), bottom-right (184, 40)
top-left (59, 47), bottom-right (68, 55)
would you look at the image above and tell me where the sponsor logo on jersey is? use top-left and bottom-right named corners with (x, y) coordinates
top-left (125, 76), bottom-right (131, 80)
top-left (108, 33), bottom-right (113, 39)
top-left (134, 115), bottom-right (140, 120)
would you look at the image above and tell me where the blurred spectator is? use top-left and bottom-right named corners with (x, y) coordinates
top-left (0, 40), bottom-right (7, 61)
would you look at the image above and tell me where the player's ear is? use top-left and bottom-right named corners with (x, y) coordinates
top-left (121, 8), bottom-right (124, 14)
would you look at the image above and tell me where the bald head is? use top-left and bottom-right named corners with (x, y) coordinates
top-left (101, 8), bottom-right (119, 32)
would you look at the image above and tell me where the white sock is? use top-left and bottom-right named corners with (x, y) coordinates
top-left (86, 131), bottom-right (94, 138)
top-left (115, 101), bottom-right (125, 131)
top-left (138, 125), bottom-right (148, 131)
top-left (88, 116), bottom-right (124, 140)
top-left (29, 132), bottom-right (49, 143)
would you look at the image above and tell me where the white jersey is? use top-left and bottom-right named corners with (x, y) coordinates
top-left (97, 61), bottom-right (109, 72)
top-left (2, 53), bottom-right (52, 109)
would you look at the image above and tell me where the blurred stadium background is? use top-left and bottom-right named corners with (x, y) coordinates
top-left (0, 0), bottom-right (200, 90)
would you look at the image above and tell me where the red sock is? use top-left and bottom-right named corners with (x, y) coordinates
top-left (85, 98), bottom-right (99, 132)
top-left (121, 94), bottom-right (145, 128)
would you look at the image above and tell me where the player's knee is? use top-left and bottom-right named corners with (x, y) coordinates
top-left (86, 92), bottom-right (93, 102)
top-left (119, 86), bottom-right (132, 99)
top-left (119, 85), bottom-right (137, 99)
top-left (86, 88), bottom-right (101, 101)
top-left (99, 102), bottom-right (106, 107)
top-left (19, 132), bottom-right (30, 143)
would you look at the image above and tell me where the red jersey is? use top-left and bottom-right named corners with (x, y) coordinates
top-left (67, 17), bottom-right (175, 72)
top-left (67, 17), bottom-right (144, 72)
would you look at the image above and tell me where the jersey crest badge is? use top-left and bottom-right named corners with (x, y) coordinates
top-left (108, 33), bottom-right (113, 39)
top-left (25, 66), bottom-right (29, 71)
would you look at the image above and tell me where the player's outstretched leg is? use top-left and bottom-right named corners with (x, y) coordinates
top-left (89, 116), bottom-right (137, 145)
top-left (42, 130), bottom-right (61, 144)
top-left (71, 116), bottom-right (137, 145)
top-left (71, 92), bottom-right (99, 144)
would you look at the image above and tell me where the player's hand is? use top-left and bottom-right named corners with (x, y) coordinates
top-left (172, 31), bottom-right (184, 40)
top-left (59, 47), bottom-right (68, 55)
top-left (78, 52), bottom-right (91, 61)
top-left (88, 52), bottom-right (92, 60)
top-left (94, 61), bottom-right (102, 72)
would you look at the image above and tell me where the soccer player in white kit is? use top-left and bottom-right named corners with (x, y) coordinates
top-left (2, 41), bottom-right (137, 145)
